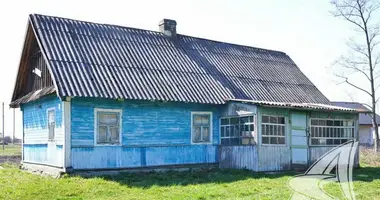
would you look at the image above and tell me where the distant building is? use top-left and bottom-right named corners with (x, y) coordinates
top-left (332, 102), bottom-right (380, 146)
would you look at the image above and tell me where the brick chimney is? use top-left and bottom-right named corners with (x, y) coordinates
top-left (159, 19), bottom-right (177, 38)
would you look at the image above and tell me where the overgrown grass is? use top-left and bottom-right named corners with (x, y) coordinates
top-left (0, 144), bottom-right (21, 156)
top-left (0, 147), bottom-right (379, 199)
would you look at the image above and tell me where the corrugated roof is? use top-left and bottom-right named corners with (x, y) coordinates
top-left (27, 14), bottom-right (330, 105)
top-left (232, 99), bottom-right (360, 112)
top-left (332, 102), bottom-right (379, 124)
top-left (10, 86), bottom-right (55, 107)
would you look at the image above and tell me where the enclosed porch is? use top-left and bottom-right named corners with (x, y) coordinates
top-left (218, 101), bottom-right (360, 171)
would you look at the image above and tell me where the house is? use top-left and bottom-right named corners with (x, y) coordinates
top-left (11, 14), bottom-right (362, 174)
top-left (332, 102), bottom-right (380, 146)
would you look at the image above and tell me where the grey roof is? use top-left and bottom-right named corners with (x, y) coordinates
top-left (11, 86), bottom-right (55, 107)
top-left (331, 102), bottom-right (379, 125)
top-left (26, 14), bottom-right (330, 105)
top-left (234, 99), bottom-right (358, 112)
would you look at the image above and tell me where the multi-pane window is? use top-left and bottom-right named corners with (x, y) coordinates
top-left (310, 119), bottom-right (355, 146)
top-left (95, 109), bottom-right (121, 145)
top-left (261, 115), bottom-right (286, 145)
top-left (47, 109), bottom-right (55, 141)
top-left (192, 112), bottom-right (212, 144)
top-left (220, 116), bottom-right (255, 145)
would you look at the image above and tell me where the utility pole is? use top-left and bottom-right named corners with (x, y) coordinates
top-left (2, 102), bottom-right (4, 150)
top-left (13, 108), bottom-right (15, 144)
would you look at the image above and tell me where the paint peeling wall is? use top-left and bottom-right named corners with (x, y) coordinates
top-left (219, 145), bottom-right (291, 172)
top-left (70, 98), bottom-right (220, 170)
top-left (257, 146), bottom-right (291, 171)
top-left (309, 146), bottom-right (359, 167)
top-left (219, 146), bottom-right (258, 171)
top-left (21, 95), bottom-right (64, 167)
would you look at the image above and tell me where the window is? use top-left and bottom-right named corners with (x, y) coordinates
top-left (220, 116), bottom-right (255, 145)
top-left (47, 109), bottom-right (55, 141)
top-left (310, 119), bottom-right (355, 146)
top-left (95, 109), bottom-right (122, 145)
top-left (261, 115), bottom-right (286, 145)
top-left (192, 112), bottom-right (212, 144)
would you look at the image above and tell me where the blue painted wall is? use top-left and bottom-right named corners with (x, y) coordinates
top-left (22, 95), bottom-right (64, 167)
top-left (71, 98), bottom-right (220, 169)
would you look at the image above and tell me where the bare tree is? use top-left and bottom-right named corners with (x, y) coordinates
top-left (331, 0), bottom-right (380, 151)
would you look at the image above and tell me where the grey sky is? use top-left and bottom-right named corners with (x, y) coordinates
top-left (0, 0), bottom-right (373, 137)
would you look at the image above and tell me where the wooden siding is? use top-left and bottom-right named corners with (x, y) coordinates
top-left (258, 146), bottom-right (291, 171)
top-left (309, 146), bottom-right (359, 167)
top-left (12, 23), bottom-right (54, 103)
top-left (219, 145), bottom-right (291, 172)
top-left (26, 52), bottom-right (53, 94)
top-left (22, 95), bottom-right (64, 167)
top-left (70, 98), bottom-right (221, 169)
top-left (23, 144), bottom-right (63, 167)
top-left (219, 146), bottom-right (258, 171)
top-left (71, 98), bottom-right (221, 147)
top-left (71, 145), bottom-right (217, 169)
top-left (22, 95), bottom-right (63, 145)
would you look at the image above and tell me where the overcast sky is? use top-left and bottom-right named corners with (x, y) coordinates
top-left (0, 0), bottom-right (376, 137)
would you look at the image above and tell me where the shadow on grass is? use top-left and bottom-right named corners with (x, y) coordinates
top-left (80, 168), bottom-right (296, 188)
top-left (353, 166), bottom-right (380, 182)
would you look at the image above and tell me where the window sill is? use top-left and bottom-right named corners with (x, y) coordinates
top-left (191, 142), bottom-right (213, 145)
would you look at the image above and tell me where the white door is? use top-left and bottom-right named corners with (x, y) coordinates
top-left (291, 113), bottom-right (308, 165)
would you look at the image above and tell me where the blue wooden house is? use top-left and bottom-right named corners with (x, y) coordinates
top-left (11, 14), bottom-right (361, 174)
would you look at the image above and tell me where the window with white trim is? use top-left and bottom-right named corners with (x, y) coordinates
top-left (310, 119), bottom-right (355, 146)
top-left (261, 115), bottom-right (286, 145)
top-left (192, 112), bottom-right (212, 144)
top-left (47, 109), bottom-right (55, 141)
top-left (95, 109), bottom-right (122, 145)
top-left (220, 116), bottom-right (255, 145)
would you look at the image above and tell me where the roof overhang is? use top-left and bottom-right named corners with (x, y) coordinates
top-left (10, 86), bottom-right (56, 108)
top-left (228, 99), bottom-right (370, 113)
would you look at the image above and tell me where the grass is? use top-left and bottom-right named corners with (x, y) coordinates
top-left (0, 144), bottom-right (21, 156)
top-left (0, 147), bottom-right (379, 199)
top-left (0, 168), bottom-right (294, 200)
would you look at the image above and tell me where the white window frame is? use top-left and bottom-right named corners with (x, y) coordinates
top-left (309, 118), bottom-right (355, 146)
top-left (261, 114), bottom-right (287, 146)
top-left (219, 115), bottom-right (256, 146)
top-left (94, 108), bottom-right (123, 146)
top-left (47, 107), bottom-right (56, 141)
top-left (191, 112), bottom-right (213, 145)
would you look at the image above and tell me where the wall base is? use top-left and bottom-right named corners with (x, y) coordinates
top-left (21, 162), bottom-right (65, 178)
top-left (71, 163), bottom-right (218, 177)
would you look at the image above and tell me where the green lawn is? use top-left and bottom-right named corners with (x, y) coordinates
top-left (0, 144), bottom-right (21, 156)
top-left (0, 149), bottom-right (379, 200)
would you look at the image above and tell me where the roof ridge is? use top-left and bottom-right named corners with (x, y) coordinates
top-left (30, 13), bottom-right (288, 56)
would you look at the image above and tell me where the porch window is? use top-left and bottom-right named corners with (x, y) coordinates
top-left (261, 115), bottom-right (286, 145)
top-left (95, 108), bottom-right (122, 145)
top-left (191, 112), bottom-right (212, 144)
top-left (47, 109), bottom-right (55, 141)
top-left (220, 116), bottom-right (255, 145)
top-left (310, 119), bottom-right (355, 146)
